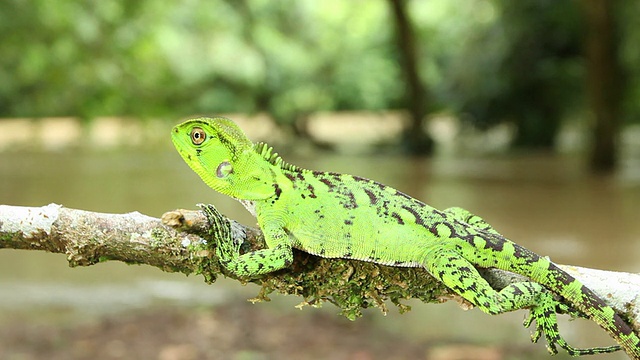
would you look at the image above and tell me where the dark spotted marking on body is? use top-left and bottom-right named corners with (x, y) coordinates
top-left (391, 212), bottom-right (404, 225)
top-left (319, 178), bottom-right (335, 190)
top-left (284, 173), bottom-right (297, 183)
top-left (352, 175), bottom-right (371, 183)
top-left (473, 235), bottom-right (505, 253)
top-left (329, 172), bottom-right (343, 182)
top-left (292, 171), bottom-right (306, 182)
top-left (400, 205), bottom-right (424, 224)
top-left (217, 133), bottom-right (238, 157)
top-left (510, 241), bottom-right (540, 263)
top-left (401, 205), bottom-right (437, 235)
top-left (341, 191), bottom-right (358, 209)
top-left (364, 189), bottom-right (377, 205)
top-left (273, 184), bottom-right (282, 200)
top-left (307, 184), bottom-right (317, 198)
top-left (447, 223), bottom-right (462, 238)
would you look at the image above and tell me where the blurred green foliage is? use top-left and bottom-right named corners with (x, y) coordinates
top-left (0, 0), bottom-right (399, 121)
top-left (0, 0), bottom-right (638, 146)
top-left (437, 1), bottom-right (585, 147)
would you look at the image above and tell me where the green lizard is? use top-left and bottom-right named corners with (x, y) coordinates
top-left (172, 116), bottom-right (640, 358)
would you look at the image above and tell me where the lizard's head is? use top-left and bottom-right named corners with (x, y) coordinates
top-left (172, 117), bottom-right (277, 200)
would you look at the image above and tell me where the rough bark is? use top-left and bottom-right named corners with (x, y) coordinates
top-left (387, 0), bottom-right (433, 154)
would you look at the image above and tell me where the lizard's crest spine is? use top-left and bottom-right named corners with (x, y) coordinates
top-left (253, 142), bottom-right (299, 172)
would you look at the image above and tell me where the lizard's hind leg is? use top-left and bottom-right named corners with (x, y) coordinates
top-left (424, 249), bottom-right (621, 355)
top-left (441, 207), bottom-right (621, 354)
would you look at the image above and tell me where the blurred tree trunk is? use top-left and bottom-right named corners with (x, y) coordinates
top-left (497, 1), bottom-right (582, 150)
top-left (582, 0), bottom-right (622, 173)
top-left (387, 0), bottom-right (433, 155)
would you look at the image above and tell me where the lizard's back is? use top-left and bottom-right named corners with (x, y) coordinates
top-left (266, 168), bottom-right (501, 267)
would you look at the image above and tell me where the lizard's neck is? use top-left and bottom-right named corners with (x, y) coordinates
top-left (221, 148), bottom-right (281, 201)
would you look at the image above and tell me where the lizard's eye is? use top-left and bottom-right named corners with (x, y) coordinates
top-left (190, 127), bottom-right (206, 145)
top-left (216, 161), bottom-right (233, 178)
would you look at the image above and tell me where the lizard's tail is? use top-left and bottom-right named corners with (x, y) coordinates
top-left (532, 257), bottom-right (640, 359)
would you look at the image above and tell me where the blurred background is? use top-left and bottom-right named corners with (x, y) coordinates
top-left (1, 0), bottom-right (639, 359)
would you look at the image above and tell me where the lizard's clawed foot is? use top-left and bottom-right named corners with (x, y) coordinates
top-left (525, 296), bottom-right (622, 356)
top-left (198, 203), bottom-right (242, 265)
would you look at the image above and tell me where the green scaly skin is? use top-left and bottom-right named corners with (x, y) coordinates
top-left (172, 116), bottom-right (640, 358)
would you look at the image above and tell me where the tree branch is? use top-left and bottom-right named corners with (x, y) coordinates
top-left (1, 203), bottom-right (639, 327)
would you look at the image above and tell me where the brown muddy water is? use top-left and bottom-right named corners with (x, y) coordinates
top-left (1, 128), bottom-right (639, 359)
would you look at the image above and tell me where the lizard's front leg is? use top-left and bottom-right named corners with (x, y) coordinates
top-left (202, 204), bottom-right (293, 277)
top-left (219, 241), bottom-right (293, 277)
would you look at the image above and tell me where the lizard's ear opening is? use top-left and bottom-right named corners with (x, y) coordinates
top-left (216, 161), bottom-right (233, 178)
